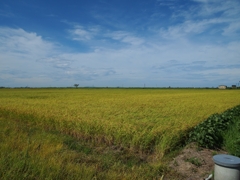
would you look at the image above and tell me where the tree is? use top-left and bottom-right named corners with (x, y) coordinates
top-left (74, 84), bottom-right (79, 88)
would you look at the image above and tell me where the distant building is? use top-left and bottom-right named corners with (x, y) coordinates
top-left (232, 85), bottom-right (237, 89)
top-left (218, 85), bottom-right (227, 89)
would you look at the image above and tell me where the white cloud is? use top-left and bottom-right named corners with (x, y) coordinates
top-left (106, 31), bottom-right (145, 46)
top-left (0, 27), bottom-right (55, 58)
top-left (223, 22), bottom-right (240, 36)
top-left (159, 20), bottom-right (211, 39)
top-left (68, 25), bottom-right (103, 42)
top-left (0, 24), bottom-right (240, 87)
top-left (1, 0), bottom-right (240, 88)
top-left (69, 25), bottom-right (94, 41)
top-left (194, 1), bottom-right (235, 16)
top-left (158, 0), bottom-right (240, 40)
top-left (0, 27), bottom-right (60, 86)
top-left (38, 56), bottom-right (72, 70)
top-left (68, 24), bottom-right (145, 47)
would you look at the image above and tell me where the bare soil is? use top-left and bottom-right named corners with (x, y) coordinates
top-left (165, 143), bottom-right (227, 180)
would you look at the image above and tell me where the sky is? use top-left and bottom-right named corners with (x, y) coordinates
top-left (0, 0), bottom-right (240, 88)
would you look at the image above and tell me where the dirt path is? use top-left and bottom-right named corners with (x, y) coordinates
top-left (165, 143), bottom-right (227, 180)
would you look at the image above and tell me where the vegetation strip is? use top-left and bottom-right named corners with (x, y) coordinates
top-left (189, 105), bottom-right (240, 149)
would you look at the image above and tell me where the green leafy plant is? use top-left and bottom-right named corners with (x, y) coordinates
top-left (189, 105), bottom-right (240, 149)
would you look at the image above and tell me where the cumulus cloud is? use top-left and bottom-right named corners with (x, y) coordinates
top-left (0, 27), bottom-right (55, 57)
top-left (0, 27), bottom-right (60, 86)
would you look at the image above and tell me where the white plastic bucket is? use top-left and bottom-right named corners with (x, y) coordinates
top-left (213, 154), bottom-right (240, 180)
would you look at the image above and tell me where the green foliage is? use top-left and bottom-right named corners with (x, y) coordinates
top-left (222, 116), bottom-right (240, 157)
top-left (189, 105), bottom-right (240, 149)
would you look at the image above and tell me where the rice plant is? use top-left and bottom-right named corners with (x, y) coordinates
top-left (0, 88), bottom-right (240, 179)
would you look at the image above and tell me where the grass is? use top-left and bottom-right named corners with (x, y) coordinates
top-left (0, 116), bottom-right (163, 180)
top-left (0, 88), bottom-right (240, 179)
top-left (185, 157), bottom-right (202, 167)
top-left (222, 116), bottom-right (240, 157)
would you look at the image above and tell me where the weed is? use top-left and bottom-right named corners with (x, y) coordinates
top-left (212, 151), bottom-right (218, 156)
top-left (222, 116), bottom-right (240, 157)
top-left (173, 159), bottom-right (179, 166)
top-left (186, 157), bottom-right (202, 167)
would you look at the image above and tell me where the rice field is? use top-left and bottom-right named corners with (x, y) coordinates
top-left (0, 88), bottom-right (240, 179)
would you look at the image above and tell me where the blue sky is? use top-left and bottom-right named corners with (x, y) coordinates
top-left (0, 0), bottom-right (240, 87)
